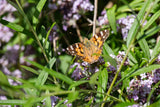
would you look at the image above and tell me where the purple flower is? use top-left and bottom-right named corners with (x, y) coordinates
top-left (117, 15), bottom-right (136, 40)
top-left (153, 69), bottom-right (160, 83)
top-left (70, 62), bottom-right (85, 80)
top-left (50, 96), bottom-right (59, 106)
top-left (0, 0), bottom-right (16, 15)
top-left (64, 100), bottom-right (72, 107)
top-left (49, 0), bottom-right (94, 31)
top-left (0, 0), bottom-right (15, 46)
top-left (98, 10), bottom-right (108, 26)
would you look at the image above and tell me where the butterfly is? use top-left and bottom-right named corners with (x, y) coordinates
top-left (66, 30), bottom-right (109, 64)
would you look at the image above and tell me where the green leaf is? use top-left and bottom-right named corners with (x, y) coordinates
top-left (45, 90), bottom-right (51, 107)
top-left (107, 5), bottom-right (117, 34)
top-left (103, 55), bottom-right (117, 69)
top-left (59, 55), bottom-right (72, 74)
top-left (68, 91), bottom-right (79, 102)
top-left (143, 9), bottom-right (160, 30)
top-left (32, 0), bottom-right (47, 24)
top-left (21, 65), bottom-right (39, 75)
top-left (48, 57), bottom-right (56, 69)
top-left (129, 64), bottom-right (160, 77)
top-left (149, 98), bottom-right (160, 107)
top-left (127, 0), bottom-right (151, 47)
top-left (0, 19), bottom-right (24, 32)
top-left (151, 40), bottom-right (160, 60)
top-left (25, 59), bottom-right (44, 69)
top-left (114, 64), bottom-right (138, 88)
top-left (123, 45), bottom-right (138, 64)
top-left (96, 68), bottom-right (108, 102)
top-left (69, 80), bottom-right (88, 90)
top-left (25, 60), bottom-right (74, 84)
top-left (43, 67), bottom-right (74, 85)
top-left (89, 71), bottom-right (100, 89)
top-left (103, 42), bottom-right (115, 55)
top-left (35, 69), bottom-right (48, 86)
top-left (138, 38), bottom-right (150, 60)
top-left (147, 80), bottom-right (160, 105)
top-left (0, 100), bottom-right (26, 105)
top-left (0, 71), bottom-right (10, 86)
top-left (44, 22), bottom-right (56, 48)
top-left (139, 25), bottom-right (160, 40)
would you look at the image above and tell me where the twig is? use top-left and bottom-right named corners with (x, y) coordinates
top-left (93, 0), bottom-right (98, 36)
top-left (76, 24), bottom-right (83, 42)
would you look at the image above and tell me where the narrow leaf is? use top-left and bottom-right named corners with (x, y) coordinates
top-left (107, 5), bottom-right (117, 34)
top-left (127, 0), bottom-right (151, 47)
top-left (0, 19), bottom-right (24, 32)
top-left (129, 64), bottom-right (160, 77)
top-left (143, 9), bottom-right (160, 30)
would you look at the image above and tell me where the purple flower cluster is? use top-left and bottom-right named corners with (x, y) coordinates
top-left (110, 51), bottom-right (129, 69)
top-left (0, 45), bottom-right (35, 86)
top-left (70, 60), bottom-right (103, 80)
top-left (0, 0), bottom-right (16, 15)
top-left (0, 45), bottom-right (24, 85)
top-left (48, 96), bottom-right (72, 107)
top-left (49, 0), bottom-right (94, 31)
top-left (70, 62), bottom-right (86, 80)
top-left (117, 15), bottom-right (136, 40)
top-left (127, 71), bottom-right (160, 105)
top-left (0, 0), bottom-right (16, 46)
top-left (98, 10), bottom-right (108, 26)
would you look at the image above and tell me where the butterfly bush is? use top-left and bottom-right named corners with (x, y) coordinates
top-left (0, 0), bottom-right (16, 46)
top-left (49, 0), bottom-right (94, 31)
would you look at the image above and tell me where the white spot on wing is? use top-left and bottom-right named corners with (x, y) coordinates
top-left (95, 34), bottom-right (98, 39)
top-left (70, 45), bottom-right (74, 50)
top-left (71, 51), bottom-right (75, 54)
top-left (76, 43), bottom-right (79, 48)
top-left (100, 31), bottom-right (103, 36)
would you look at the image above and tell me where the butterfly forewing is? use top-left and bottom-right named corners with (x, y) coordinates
top-left (66, 43), bottom-right (84, 58)
top-left (90, 30), bottom-right (109, 49)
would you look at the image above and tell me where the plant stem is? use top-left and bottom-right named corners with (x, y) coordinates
top-left (92, 0), bottom-right (98, 36)
top-left (15, 0), bottom-right (49, 63)
top-left (101, 38), bottom-right (136, 107)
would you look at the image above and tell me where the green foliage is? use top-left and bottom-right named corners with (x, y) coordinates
top-left (0, 0), bottom-right (160, 106)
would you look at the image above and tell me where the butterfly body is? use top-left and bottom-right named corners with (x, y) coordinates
top-left (66, 30), bottom-right (109, 64)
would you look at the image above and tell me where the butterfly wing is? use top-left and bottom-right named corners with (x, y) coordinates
top-left (66, 30), bottom-right (109, 64)
top-left (90, 30), bottom-right (109, 49)
top-left (66, 43), bottom-right (94, 63)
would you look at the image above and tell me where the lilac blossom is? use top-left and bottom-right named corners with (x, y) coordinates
top-left (110, 51), bottom-right (129, 69)
top-left (0, 0), bottom-right (16, 46)
top-left (50, 96), bottom-right (59, 107)
top-left (98, 10), bottom-right (108, 26)
top-left (64, 100), bottom-right (72, 107)
top-left (70, 62), bottom-right (86, 80)
top-left (117, 15), bottom-right (136, 40)
top-left (0, 0), bottom-right (16, 15)
top-left (49, 0), bottom-right (94, 31)
top-left (126, 72), bottom-right (160, 105)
